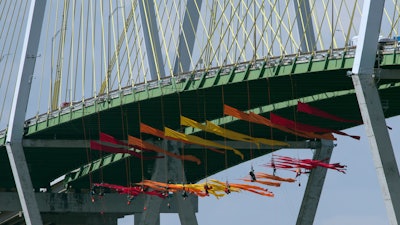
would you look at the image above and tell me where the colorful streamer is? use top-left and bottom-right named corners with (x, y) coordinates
top-left (223, 104), bottom-right (336, 140)
top-left (128, 135), bottom-right (202, 165)
top-left (270, 113), bottom-right (360, 140)
top-left (140, 122), bottom-right (224, 154)
top-left (181, 115), bottom-right (289, 147)
top-left (297, 101), bottom-right (362, 124)
top-left (264, 155), bottom-right (347, 173)
top-left (164, 127), bottom-right (244, 159)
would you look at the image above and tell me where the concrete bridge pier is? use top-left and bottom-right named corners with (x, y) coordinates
top-left (41, 213), bottom-right (122, 225)
top-left (137, 139), bottom-right (198, 225)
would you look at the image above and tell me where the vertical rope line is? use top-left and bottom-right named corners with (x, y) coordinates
top-left (37, 1), bottom-right (53, 117)
top-left (123, 112), bottom-right (132, 187)
top-left (343, 0), bottom-right (357, 48)
top-left (124, 6), bottom-right (143, 86)
top-left (200, 89), bottom-right (208, 179)
top-left (81, 0), bottom-right (87, 102)
top-left (0, 0), bottom-right (19, 86)
top-left (333, 0), bottom-right (345, 48)
top-left (391, 0), bottom-right (400, 36)
top-left (73, 1), bottom-right (80, 104)
top-left (281, 0), bottom-right (302, 54)
top-left (54, 0), bottom-right (70, 110)
top-left (109, 0), bottom-right (122, 91)
top-left (82, 116), bottom-right (93, 188)
top-left (0, 0), bottom-right (13, 66)
top-left (138, 102), bottom-right (145, 182)
top-left (204, 0), bottom-right (215, 66)
top-left (119, 106), bottom-right (130, 186)
top-left (257, 0), bottom-right (277, 56)
top-left (389, 0), bottom-right (400, 37)
top-left (154, 0), bottom-right (174, 75)
top-left (48, 0), bottom-right (60, 113)
top-left (131, 0), bottom-right (148, 84)
top-left (0, 0), bottom-right (12, 46)
top-left (90, 0), bottom-right (97, 98)
top-left (176, 0), bottom-right (198, 73)
top-left (166, 0), bottom-right (180, 74)
top-left (246, 81), bottom-right (253, 160)
top-left (176, 89), bottom-right (186, 182)
top-left (96, 112), bottom-right (104, 182)
top-left (312, 0), bottom-right (328, 50)
top-left (99, 0), bottom-right (110, 95)
top-left (237, 0), bottom-right (277, 61)
top-left (65, 0), bottom-right (75, 104)
top-left (265, 77), bottom-right (275, 149)
top-left (268, 0), bottom-right (294, 54)
top-left (253, 0), bottom-right (272, 57)
top-left (164, 1), bottom-right (179, 74)
top-left (159, 95), bottom-right (168, 183)
top-left (0, 0), bottom-right (13, 83)
top-left (141, 0), bottom-right (162, 80)
top-left (194, 0), bottom-right (219, 69)
top-left (220, 0), bottom-right (253, 62)
top-left (216, 0), bottom-right (240, 64)
top-left (284, 0), bottom-right (294, 53)
top-left (119, 0), bottom-right (134, 87)
top-left (263, 0), bottom-right (285, 56)
top-left (221, 86), bottom-right (228, 169)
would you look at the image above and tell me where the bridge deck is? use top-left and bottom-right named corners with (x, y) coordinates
top-left (1, 48), bottom-right (400, 190)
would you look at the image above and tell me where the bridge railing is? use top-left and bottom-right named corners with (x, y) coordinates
top-left (5, 43), bottom-right (400, 144)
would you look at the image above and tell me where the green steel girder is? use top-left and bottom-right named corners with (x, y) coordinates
top-left (183, 80), bottom-right (400, 134)
top-left (61, 80), bottom-right (400, 186)
top-left (14, 49), bottom-right (366, 138)
top-left (64, 153), bottom-right (130, 187)
top-left (1, 50), bottom-right (400, 189)
top-left (0, 49), bottom-right (395, 142)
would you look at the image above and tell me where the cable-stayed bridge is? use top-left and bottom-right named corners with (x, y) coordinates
top-left (0, 0), bottom-right (400, 224)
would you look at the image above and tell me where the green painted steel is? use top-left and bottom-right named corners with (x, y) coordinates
top-left (1, 49), bottom-right (400, 189)
top-left (11, 50), bottom-right (393, 137)
top-left (0, 49), bottom-right (358, 139)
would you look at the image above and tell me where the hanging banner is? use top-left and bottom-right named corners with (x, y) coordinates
top-left (164, 127), bottom-right (244, 159)
top-left (140, 122), bottom-right (224, 154)
top-left (128, 135), bottom-right (201, 165)
top-left (224, 104), bottom-right (336, 140)
top-left (270, 113), bottom-right (360, 140)
top-left (181, 115), bottom-right (289, 147)
top-left (297, 101), bottom-right (362, 124)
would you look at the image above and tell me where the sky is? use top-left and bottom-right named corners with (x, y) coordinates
top-left (118, 115), bottom-right (400, 225)
top-left (1, 1), bottom-right (399, 225)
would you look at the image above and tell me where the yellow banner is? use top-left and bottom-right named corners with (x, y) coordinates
top-left (164, 127), bottom-right (244, 159)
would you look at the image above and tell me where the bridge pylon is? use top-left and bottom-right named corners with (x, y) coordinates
top-left (351, 0), bottom-right (400, 224)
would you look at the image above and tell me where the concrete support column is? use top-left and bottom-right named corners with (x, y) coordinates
top-left (5, 0), bottom-right (47, 224)
top-left (135, 213), bottom-right (159, 225)
top-left (42, 213), bottom-right (122, 225)
top-left (351, 1), bottom-right (400, 224)
top-left (296, 139), bottom-right (334, 225)
top-left (138, 139), bottom-right (198, 225)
